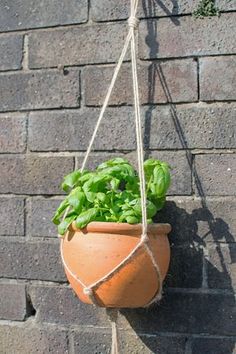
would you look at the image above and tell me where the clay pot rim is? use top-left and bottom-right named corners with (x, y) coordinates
top-left (69, 221), bottom-right (171, 235)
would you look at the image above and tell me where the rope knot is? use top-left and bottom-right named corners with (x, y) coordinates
top-left (128, 16), bottom-right (139, 29)
top-left (141, 233), bottom-right (149, 243)
top-left (83, 287), bottom-right (93, 296)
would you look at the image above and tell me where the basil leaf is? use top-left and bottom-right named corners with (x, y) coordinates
top-left (52, 157), bottom-right (171, 232)
top-left (68, 187), bottom-right (85, 213)
top-left (126, 216), bottom-right (139, 224)
top-left (97, 158), bottom-right (128, 170)
top-left (58, 213), bottom-right (77, 235)
top-left (75, 208), bottom-right (98, 229)
top-left (61, 170), bottom-right (81, 193)
top-left (52, 199), bottom-right (69, 225)
top-left (83, 175), bottom-right (108, 202)
top-left (153, 164), bottom-right (171, 197)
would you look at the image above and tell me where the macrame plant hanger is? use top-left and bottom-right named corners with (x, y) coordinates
top-left (60, 0), bottom-right (163, 352)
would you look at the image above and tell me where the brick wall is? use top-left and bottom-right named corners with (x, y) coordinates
top-left (0, 1), bottom-right (235, 353)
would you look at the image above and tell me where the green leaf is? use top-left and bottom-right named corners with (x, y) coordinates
top-left (129, 198), bottom-right (157, 219)
top-left (83, 175), bottom-right (108, 202)
top-left (144, 159), bottom-right (160, 181)
top-left (53, 157), bottom-right (171, 230)
top-left (155, 196), bottom-right (166, 211)
top-left (52, 199), bottom-right (69, 225)
top-left (96, 192), bottom-right (106, 203)
top-left (75, 208), bottom-right (98, 229)
top-left (97, 158), bottom-right (129, 170)
top-left (152, 164), bottom-right (171, 197)
top-left (77, 171), bottom-right (94, 184)
top-left (67, 187), bottom-right (85, 213)
top-left (61, 170), bottom-right (81, 193)
top-left (126, 216), bottom-right (139, 224)
top-left (58, 213), bottom-right (77, 235)
top-left (146, 200), bottom-right (158, 218)
top-left (119, 209), bottom-right (137, 222)
top-left (110, 178), bottom-right (120, 191)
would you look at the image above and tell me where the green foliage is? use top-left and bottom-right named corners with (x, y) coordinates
top-left (193, 0), bottom-right (219, 18)
top-left (52, 158), bottom-right (171, 235)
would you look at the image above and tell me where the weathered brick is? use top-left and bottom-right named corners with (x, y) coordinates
top-left (0, 197), bottom-right (24, 236)
top-left (0, 34), bottom-right (23, 71)
top-left (0, 322), bottom-right (68, 354)
top-left (91, 0), bottom-right (194, 21)
top-left (0, 240), bottom-right (66, 281)
top-left (208, 244), bottom-right (236, 290)
top-left (29, 23), bottom-right (128, 69)
top-left (0, 68), bottom-right (80, 112)
top-left (119, 291), bottom-right (236, 335)
top-left (28, 111), bottom-right (192, 193)
top-left (0, 0), bottom-right (87, 32)
top-left (27, 288), bottom-right (236, 336)
top-left (157, 197), bottom-right (236, 245)
top-left (145, 103), bottom-right (236, 150)
top-left (72, 329), bottom-right (186, 354)
top-left (166, 245), bottom-right (203, 288)
top-left (127, 151), bottom-right (192, 196)
top-left (29, 285), bottom-right (107, 326)
top-left (28, 108), bottom-right (136, 151)
top-left (0, 156), bottom-right (74, 195)
top-left (139, 13), bottom-right (236, 59)
top-left (72, 330), bottom-right (111, 354)
top-left (29, 104), bottom-right (236, 152)
top-left (194, 154), bottom-right (236, 196)
top-left (85, 59), bottom-right (198, 106)
top-left (0, 282), bottom-right (26, 320)
top-left (27, 198), bottom-right (62, 238)
top-left (192, 337), bottom-right (236, 354)
top-left (216, 0), bottom-right (236, 11)
top-left (120, 332), bottom-right (186, 354)
top-left (200, 56), bottom-right (236, 101)
top-left (0, 114), bottom-right (26, 152)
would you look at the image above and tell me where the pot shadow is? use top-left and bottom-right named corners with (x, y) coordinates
top-left (120, 201), bottom-right (236, 353)
top-left (120, 1), bottom-right (235, 353)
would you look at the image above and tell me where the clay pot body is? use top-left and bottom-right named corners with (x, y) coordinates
top-left (61, 222), bottom-right (171, 308)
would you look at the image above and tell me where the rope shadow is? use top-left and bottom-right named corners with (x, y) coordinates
top-left (121, 1), bottom-right (236, 352)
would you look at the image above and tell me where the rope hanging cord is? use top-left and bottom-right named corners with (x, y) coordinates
top-left (61, 0), bottom-right (163, 307)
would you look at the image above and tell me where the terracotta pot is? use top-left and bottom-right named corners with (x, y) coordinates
top-left (61, 222), bottom-right (171, 308)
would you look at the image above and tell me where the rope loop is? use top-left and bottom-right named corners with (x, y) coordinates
top-left (128, 16), bottom-right (139, 29)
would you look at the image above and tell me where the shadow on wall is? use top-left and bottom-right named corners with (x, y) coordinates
top-left (121, 1), bottom-right (236, 353)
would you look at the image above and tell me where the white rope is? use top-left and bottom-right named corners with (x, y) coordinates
top-left (130, 10), bottom-right (148, 241)
top-left (80, 30), bottom-right (132, 172)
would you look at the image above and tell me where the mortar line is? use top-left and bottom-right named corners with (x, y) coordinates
top-left (1, 53), bottom-right (236, 75)
top-left (0, 10), bottom-right (235, 35)
top-left (185, 337), bottom-right (193, 354)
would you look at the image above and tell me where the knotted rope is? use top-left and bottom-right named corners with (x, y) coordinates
top-left (60, 0), bottom-right (164, 352)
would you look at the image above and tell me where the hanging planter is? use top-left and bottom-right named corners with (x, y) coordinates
top-left (53, 158), bottom-right (172, 308)
top-left (51, 0), bottom-right (173, 311)
top-left (52, 0), bottom-right (172, 350)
